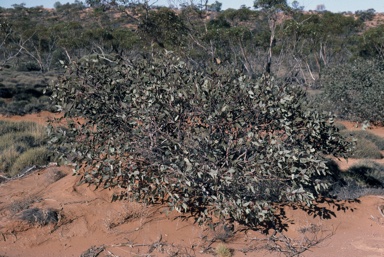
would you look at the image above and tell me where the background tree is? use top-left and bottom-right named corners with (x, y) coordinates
top-left (291, 0), bottom-right (303, 11)
top-left (208, 0), bottom-right (222, 12)
top-left (254, 0), bottom-right (288, 74)
top-left (355, 8), bottom-right (376, 22)
top-left (357, 24), bottom-right (384, 60)
top-left (139, 7), bottom-right (189, 49)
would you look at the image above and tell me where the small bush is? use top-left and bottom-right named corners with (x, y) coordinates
top-left (350, 138), bottom-right (382, 159)
top-left (5, 100), bottom-right (30, 115)
top-left (19, 208), bottom-right (59, 226)
top-left (50, 52), bottom-right (350, 227)
top-left (16, 61), bottom-right (41, 72)
top-left (0, 98), bottom-right (6, 108)
top-left (9, 147), bottom-right (50, 177)
top-left (13, 92), bottom-right (33, 101)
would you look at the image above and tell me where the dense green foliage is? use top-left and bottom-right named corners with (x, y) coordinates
top-left (49, 52), bottom-right (349, 226)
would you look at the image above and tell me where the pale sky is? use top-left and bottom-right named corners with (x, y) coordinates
top-left (0, 0), bottom-right (383, 13)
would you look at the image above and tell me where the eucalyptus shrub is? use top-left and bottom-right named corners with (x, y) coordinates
top-left (320, 58), bottom-right (384, 124)
top-left (49, 52), bottom-right (349, 226)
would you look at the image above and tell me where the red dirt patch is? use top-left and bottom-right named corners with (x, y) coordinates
top-left (1, 167), bottom-right (384, 257)
top-left (0, 111), bottom-right (62, 125)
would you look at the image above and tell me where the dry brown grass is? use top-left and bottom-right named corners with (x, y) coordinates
top-left (0, 120), bottom-right (49, 177)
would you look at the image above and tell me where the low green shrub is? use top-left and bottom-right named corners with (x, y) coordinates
top-left (49, 52), bottom-right (350, 227)
top-left (4, 100), bottom-right (30, 115)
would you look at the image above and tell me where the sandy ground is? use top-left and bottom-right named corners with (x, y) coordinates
top-left (0, 166), bottom-right (383, 257)
top-left (0, 114), bottom-right (383, 257)
top-left (0, 111), bottom-right (62, 126)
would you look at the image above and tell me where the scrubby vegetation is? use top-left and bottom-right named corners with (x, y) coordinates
top-left (19, 207), bottom-right (60, 226)
top-left (1, 1), bottom-right (384, 255)
top-left (319, 59), bottom-right (384, 124)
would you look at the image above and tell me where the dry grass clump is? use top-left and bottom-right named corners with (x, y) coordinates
top-left (350, 138), bottom-right (382, 159)
top-left (346, 130), bottom-right (384, 150)
top-left (9, 147), bottom-right (50, 177)
top-left (104, 202), bottom-right (150, 231)
top-left (215, 244), bottom-right (233, 257)
top-left (0, 146), bottom-right (20, 172)
top-left (0, 120), bottom-right (50, 177)
top-left (340, 130), bottom-right (383, 159)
